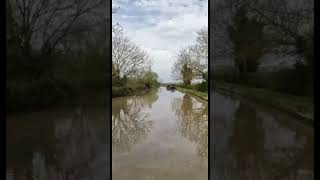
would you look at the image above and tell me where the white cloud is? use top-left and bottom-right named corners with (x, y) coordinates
top-left (113, 0), bottom-right (208, 82)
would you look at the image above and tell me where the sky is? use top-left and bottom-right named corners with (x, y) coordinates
top-left (113, 0), bottom-right (208, 83)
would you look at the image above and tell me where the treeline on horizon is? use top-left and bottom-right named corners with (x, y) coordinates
top-left (211, 0), bottom-right (314, 97)
top-left (6, 0), bottom-right (110, 111)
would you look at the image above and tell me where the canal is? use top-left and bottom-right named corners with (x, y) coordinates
top-left (6, 105), bottom-right (110, 180)
top-left (6, 87), bottom-right (313, 180)
top-left (211, 91), bottom-right (314, 180)
top-left (112, 87), bottom-right (208, 180)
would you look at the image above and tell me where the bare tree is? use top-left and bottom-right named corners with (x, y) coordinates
top-left (191, 28), bottom-right (208, 79)
top-left (112, 7), bottom-right (123, 36)
top-left (7, 0), bottom-right (107, 56)
top-left (196, 27), bottom-right (208, 59)
top-left (172, 27), bottom-right (208, 83)
top-left (112, 33), bottom-right (150, 81)
top-left (248, 0), bottom-right (314, 66)
top-left (211, 0), bottom-right (314, 66)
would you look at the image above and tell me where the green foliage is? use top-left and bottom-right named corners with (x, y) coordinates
top-left (112, 86), bottom-right (131, 97)
top-left (112, 70), bottom-right (159, 97)
top-left (143, 71), bottom-right (159, 88)
top-left (195, 81), bottom-right (208, 92)
top-left (6, 49), bottom-right (108, 111)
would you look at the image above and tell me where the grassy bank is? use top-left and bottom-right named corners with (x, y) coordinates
top-left (214, 82), bottom-right (314, 124)
top-left (177, 87), bottom-right (208, 101)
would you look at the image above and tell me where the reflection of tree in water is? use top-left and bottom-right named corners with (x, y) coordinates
top-left (41, 107), bottom-right (108, 180)
top-left (224, 102), bottom-right (314, 180)
top-left (141, 88), bottom-right (159, 108)
top-left (112, 90), bottom-right (158, 153)
top-left (228, 102), bottom-right (265, 178)
top-left (6, 106), bottom-right (109, 180)
top-left (112, 88), bottom-right (159, 118)
top-left (54, 107), bottom-right (108, 180)
top-left (6, 114), bottom-right (57, 180)
top-left (173, 94), bottom-right (208, 158)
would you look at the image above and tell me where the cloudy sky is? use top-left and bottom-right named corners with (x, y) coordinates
top-left (113, 0), bottom-right (208, 83)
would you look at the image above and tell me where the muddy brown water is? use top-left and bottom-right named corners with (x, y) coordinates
top-left (112, 87), bottom-right (208, 180)
top-left (6, 87), bottom-right (313, 180)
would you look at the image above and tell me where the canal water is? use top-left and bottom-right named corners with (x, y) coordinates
top-left (112, 87), bottom-right (208, 180)
top-left (6, 105), bottom-right (110, 180)
top-left (211, 91), bottom-right (314, 180)
top-left (6, 87), bottom-right (313, 180)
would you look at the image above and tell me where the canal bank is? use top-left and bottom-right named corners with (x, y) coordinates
top-left (112, 86), bottom-right (155, 98)
top-left (176, 87), bottom-right (208, 101)
top-left (214, 82), bottom-right (314, 125)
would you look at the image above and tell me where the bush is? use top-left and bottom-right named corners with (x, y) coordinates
top-left (194, 81), bottom-right (208, 92)
top-left (6, 52), bottom-right (108, 111)
top-left (112, 86), bottom-right (131, 97)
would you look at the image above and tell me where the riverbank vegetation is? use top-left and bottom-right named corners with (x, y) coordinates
top-left (112, 13), bottom-right (158, 97)
top-left (6, 0), bottom-right (108, 112)
top-left (172, 27), bottom-right (208, 96)
top-left (211, 0), bottom-right (314, 119)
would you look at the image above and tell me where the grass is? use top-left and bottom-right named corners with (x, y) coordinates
top-left (214, 81), bottom-right (314, 124)
top-left (177, 87), bottom-right (208, 101)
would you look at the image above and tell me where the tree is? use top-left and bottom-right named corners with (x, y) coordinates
top-left (188, 44), bottom-right (208, 80)
top-left (181, 64), bottom-right (194, 85)
top-left (143, 71), bottom-right (158, 88)
top-left (7, 0), bottom-right (107, 56)
top-left (196, 28), bottom-right (208, 60)
top-left (172, 27), bottom-right (208, 85)
top-left (248, 0), bottom-right (314, 67)
top-left (112, 33), bottom-right (150, 82)
top-left (172, 48), bottom-right (194, 85)
top-left (228, 4), bottom-right (270, 75)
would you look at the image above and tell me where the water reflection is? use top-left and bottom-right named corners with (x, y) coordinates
top-left (112, 98), bottom-right (151, 153)
top-left (173, 94), bottom-right (208, 158)
top-left (112, 87), bottom-right (208, 180)
top-left (6, 106), bottom-right (108, 180)
top-left (211, 91), bottom-right (314, 180)
top-left (112, 89), bottom-right (158, 153)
